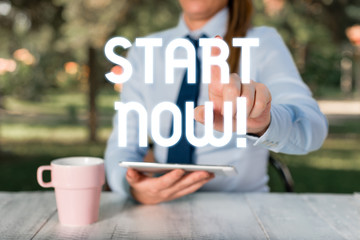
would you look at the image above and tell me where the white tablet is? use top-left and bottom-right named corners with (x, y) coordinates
top-left (119, 161), bottom-right (237, 177)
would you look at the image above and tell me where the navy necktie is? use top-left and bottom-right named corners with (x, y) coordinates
top-left (167, 35), bottom-right (205, 164)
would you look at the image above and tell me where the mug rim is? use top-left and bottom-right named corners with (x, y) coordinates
top-left (51, 157), bottom-right (104, 167)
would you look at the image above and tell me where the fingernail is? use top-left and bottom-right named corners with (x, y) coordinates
top-left (127, 169), bottom-right (135, 179)
top-left (215, 35), bottom-right (221, 39)
top-left (177, 169), bottom-right (185, 176)
top-left (203, 172), bottom-right (211, 178)
top-left (194, 108), bottom-right (204, 123)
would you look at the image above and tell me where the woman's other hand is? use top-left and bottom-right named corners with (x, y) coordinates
top-left (126, 168), bottom-right (214, 205)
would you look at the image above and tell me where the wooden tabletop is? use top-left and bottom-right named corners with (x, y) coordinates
top-left (1, 192), bottom-right (360, 239)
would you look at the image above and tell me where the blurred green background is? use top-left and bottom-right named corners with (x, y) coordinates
top-left (0, 0), bottom-right (359, 193)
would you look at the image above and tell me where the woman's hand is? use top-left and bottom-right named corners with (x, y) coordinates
top-left (126, 168), bottom-right (214, 205)
top-left (194, 36), bottom-right (272, 136)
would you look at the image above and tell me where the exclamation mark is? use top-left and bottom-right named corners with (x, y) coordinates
top-left (236, 97), bottom-right (247, 148)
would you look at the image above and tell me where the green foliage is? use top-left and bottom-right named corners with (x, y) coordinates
top-left (115, 0), bottom-right (180, 40)
top-left (0, 0), bottom-right (66, 100)
top-left (1, 63), bottom-right (44, 101)
top-left (252, 0), bottom-right (354, 96)
top-left (0, 0), bottom-right (181, 101)
top-left (54, 0), bottom-right (129, 61)
top-left (54, 0), bottom-right (180, 61)
top-left (302, 50), bottom-right (341, 95)
top-left (0, 51), bottom-right (68, 101)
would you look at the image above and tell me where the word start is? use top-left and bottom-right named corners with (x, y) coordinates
top-left (104, 37), bottom-right (259, 148)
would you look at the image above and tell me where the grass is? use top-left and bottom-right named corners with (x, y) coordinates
top-left (268, 135), bottom-right (360, 193)
top-left (0, 141), bottom-right (107, 191)
top-left (4, 89), bottom-right (118, 116)
top-left (1, 89), bottom-right (360, 193)
top-left (1, 124), bottom-right (112, 142)
top-left (0, 88), bottom-right (118, 191)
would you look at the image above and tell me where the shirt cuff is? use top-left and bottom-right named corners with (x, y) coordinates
top-left (252, 104), bottom-right (292, 152)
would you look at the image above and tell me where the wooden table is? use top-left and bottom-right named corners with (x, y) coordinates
top-left (1, 192), bottom-right (360, 239)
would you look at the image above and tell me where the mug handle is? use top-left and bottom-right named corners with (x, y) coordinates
top-left (37, 166), bottom-right (53, 188)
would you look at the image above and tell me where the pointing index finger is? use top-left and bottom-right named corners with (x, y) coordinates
top-left (210, 35), bottom-right (223, 85)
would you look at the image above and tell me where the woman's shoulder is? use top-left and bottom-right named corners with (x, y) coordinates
top-left (246, 26), bottom-right (280, 39)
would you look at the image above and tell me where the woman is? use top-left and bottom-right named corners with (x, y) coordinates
top-left (105, 0), bottom-right (328, 204)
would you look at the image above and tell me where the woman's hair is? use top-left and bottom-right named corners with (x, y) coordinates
top-left (224, 0), bottom-right (253, 73)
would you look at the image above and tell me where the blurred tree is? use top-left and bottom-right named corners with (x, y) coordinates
top-left (253, 0), bottom-right (360, 96)
top-left (54, 0), bottom-right (180, 142)
top-left (0, 0), bottom-right (65, 153)
top-left (0, 0), bottom-right (180, 142)
top-left (0, 0), bottom-right (66, 101)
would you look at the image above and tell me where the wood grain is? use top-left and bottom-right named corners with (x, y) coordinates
top-left (0, 192), bottom-right (56, 240)
top-left (34, 192), bottom-right (266, 239)
top-left (303, 194), bottom-right (360, 240)
top-left (245, 193), bottom-right (347, 240)
top-left (33, 193), bottom-right (128, 240)
top-left (1, 192), bottom-right (360, 239)
top-left (109, 193), bottom-right (267, 240)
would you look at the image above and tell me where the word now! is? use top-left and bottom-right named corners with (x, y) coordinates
top-left (115, 97), bottom-right (247, 148)
top-left (104, 37), bottom-right (259, 85)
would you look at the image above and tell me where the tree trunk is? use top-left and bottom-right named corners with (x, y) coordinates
top-left (355, 47), bottom-right (360, 98)
top-left (88, 47), bottom-right (98, 142)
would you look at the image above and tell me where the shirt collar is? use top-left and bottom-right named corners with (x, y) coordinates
top-left (175, 7), bottom-right (228, 39)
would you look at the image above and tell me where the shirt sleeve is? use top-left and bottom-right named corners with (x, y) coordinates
top-left (104, 46), bottom-right (148, 196)
top-left (251, 27), bottom-right (328, 154)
